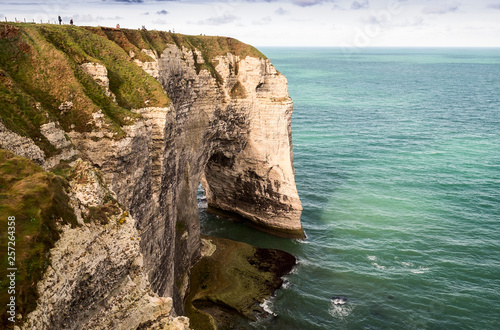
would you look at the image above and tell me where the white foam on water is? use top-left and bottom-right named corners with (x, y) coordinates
top-left (367, 255), bottom-right (377, 261)
top-left (293, 238), bottom-right (311, 244)
top-left (328, 303), bottom-right (353, 320)
top-left (197, 200), bottom-right (208, 209)
top-left (411, 267), bottom-right (429, 274)
top-left (297, 258), bottom-right (312, 266)
top-left (281, 278), bottom-right (291, 289)
top-left (260, 298), bottom-right (277, 317)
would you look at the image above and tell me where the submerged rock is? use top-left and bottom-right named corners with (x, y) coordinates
top-left (331, 296), bottom-right (348, 305)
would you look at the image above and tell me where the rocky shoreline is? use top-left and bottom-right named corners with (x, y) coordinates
top-left (184, 235), bottom-right (296, 329)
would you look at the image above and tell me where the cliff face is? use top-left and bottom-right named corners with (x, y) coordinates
top-left (0, 23), bottom-right (302, 323)
top-left (22, 159), bottom-right (189, 330)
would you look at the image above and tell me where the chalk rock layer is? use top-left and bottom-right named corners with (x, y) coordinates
top-left (5, 38), bottom-right (303, 317)
top-left (0, 25), bottom-right (303, 324)
top-left (67, 44), bottom-right (304, 313)
top-left (157, 45), bottom-right (304, 238)
top-left (22, 160), bottom-right (190, 330)
top-left (204, 55), bottom-right (303, 237)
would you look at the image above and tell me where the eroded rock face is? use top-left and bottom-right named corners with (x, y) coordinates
top-left (67, 44), bottom-right (303, 313)
top-left (23, 160), bottom-right (189, 330)
top-left (156, 45), bottom-right (303, 238)
top-left (39, 122), bottom-right (78, 170)
top-left (0, 121), bottom-right (45, 165)
top-left (134, 49), bottom-right (160, 79)
top-left (203, 55), bottom-right (303, 237)
top-left (14, 42), bottom-right (302, 316)
top-left (2, 26), bottom-right (302, 327)
top-left (80, 62), bottom-right (117, 102)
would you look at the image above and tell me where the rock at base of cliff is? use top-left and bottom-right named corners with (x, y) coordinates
top-left (184, 235), bottom-right (296, 329)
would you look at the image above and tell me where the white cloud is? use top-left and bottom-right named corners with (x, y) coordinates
top-left (293, 0), bottom-right (327, 7)
top-left (394, 16), bottom-right (424, 27)
top-left (275, 7), bottom-right (289, 15)
top-left (152, 19), bottom-right (168, 25)
top-left (196, 14), bottom-right (239, 25)
top-left (253, 16), bottom-right (272, 25)
top-left (64, 14), bottom-right (122, 23)
top-left (422, 2), bottom-right (460, 15)
top-left (351, 0), bottom-right (369, 10)
top-left (486, 3), bottom-right (500, 9)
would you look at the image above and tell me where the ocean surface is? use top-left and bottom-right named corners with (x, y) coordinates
top-left (199, 48), bottom-right (500, 329)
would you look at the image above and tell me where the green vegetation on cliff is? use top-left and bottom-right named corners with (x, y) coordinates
top-left (0, 23), bottom-right (266, 158)
top-left (0, 149), bottom-right (77, 327)
top-left (102, 27), bottom-right (267, 62)
top-left (0, 23), bottom-right (277, 327)
top-left (91, 27), bottom-right (267, 87)
top-left (185, 235), bottom-right (295, 329)
top-left (0, 23), bottom-right (169, 154)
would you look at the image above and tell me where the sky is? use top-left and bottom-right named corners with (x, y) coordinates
top-left (1, 0), bottom-right (500, 47)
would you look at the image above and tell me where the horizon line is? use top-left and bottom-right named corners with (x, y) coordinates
top-left (256, 45), bottom-right (500, 49)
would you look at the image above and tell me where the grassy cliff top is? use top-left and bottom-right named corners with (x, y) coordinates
top-left (0, 23), bottom-right (265, 157)
top-left (88, 26), bottom-right (267, 61)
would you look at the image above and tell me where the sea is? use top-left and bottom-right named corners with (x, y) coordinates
top-left (198, 48), bottom-right (500, 329)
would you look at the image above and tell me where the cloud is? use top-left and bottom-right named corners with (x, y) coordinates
top-left (401, 16), bottom-right (424, 27)
top-left (486, 3), bottom-right (500, 9)
top-left (363, 14), bottom-right (386, 26)
top-left (62, 14), bottom-right (123, 23)
top-left (275, 7), bottom-right (289, 15)
top-left (156, 9), bottom-right (168, 15)
top-left (152, 19), bottom-right (168, 25)
top-left (111, 0), bottom-right (144, 3)
top-left (197, 14), bottom-right (239, 25)
top-left (292, 0), bottom-right (326, 7)
top-left (351, 0), bottom-right (369, 10)
top-left (422, 2), bottom-right (460, 15)
top-left (65, 14), bottom-right (123, 23)
top-left (391, 16), bottom-right (425, 28)
top-left (288, 17), bottom-right (312, 22)
top-left (253, 16), bottom-right (272, 25)
top-left (106, 0), bottom-right (174, 1)
top-left (69, 14), bottom-right (95, 23)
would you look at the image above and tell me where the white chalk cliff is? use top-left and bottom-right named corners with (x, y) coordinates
top-left (0, 26), bottom-right (302, 328)
top-left (68, 43), bottom-right (304, 312)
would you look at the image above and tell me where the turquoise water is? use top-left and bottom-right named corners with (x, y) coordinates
top-left (199, 48), bottom-right (500, 329)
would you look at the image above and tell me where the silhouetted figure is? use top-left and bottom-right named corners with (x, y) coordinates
top-left (70, 19), bottom-right (73, 25)
top-left (58, 16), bottom-right (62, 25)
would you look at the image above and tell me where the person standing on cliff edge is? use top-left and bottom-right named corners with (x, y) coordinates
top-left (58, 16), bottom-right (62, 25)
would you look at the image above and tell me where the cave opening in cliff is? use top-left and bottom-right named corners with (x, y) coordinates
top-left (197, 182), bottom-right (218, 235)
top-left (197, 183), bottom-right (207, 211)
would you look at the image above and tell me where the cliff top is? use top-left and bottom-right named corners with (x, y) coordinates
top-left (88, 26), bottom-right (267, 61)
top-left (0, 23), bottom-right (266, 157)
